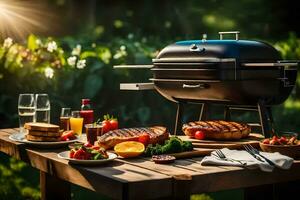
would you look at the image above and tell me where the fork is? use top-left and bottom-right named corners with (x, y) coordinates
top-left (244, 144), bottom-right (275, 166)
top-left (213, 149), bottom-right (246, 165)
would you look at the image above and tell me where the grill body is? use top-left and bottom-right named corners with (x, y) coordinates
top-left (151, 39), bottom-right (298, 105)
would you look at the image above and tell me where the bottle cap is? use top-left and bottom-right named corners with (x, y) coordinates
top-left (82, 99), bottom-right (90, 105)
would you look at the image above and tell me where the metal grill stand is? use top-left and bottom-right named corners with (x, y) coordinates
top-left (174, 100), bottom-right (273, 138)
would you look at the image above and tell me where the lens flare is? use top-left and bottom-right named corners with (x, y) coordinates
top-left (0, 0), bottom-right (53, 40)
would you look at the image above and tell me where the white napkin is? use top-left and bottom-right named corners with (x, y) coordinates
top-left (201, 148), bottom-right (294, 172)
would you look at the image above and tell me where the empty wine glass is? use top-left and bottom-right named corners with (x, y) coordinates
top-left (18, 94), bottom-right (35, 133)
top-left (35, 94), bottom-right (50, 123)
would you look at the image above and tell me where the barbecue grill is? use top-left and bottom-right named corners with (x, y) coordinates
top-left (115, 31), bottom-right (299, 137)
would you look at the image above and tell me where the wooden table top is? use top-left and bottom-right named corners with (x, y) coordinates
top-left (1, 128), bottom-right (300, 200)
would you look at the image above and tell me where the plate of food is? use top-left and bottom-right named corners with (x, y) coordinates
top-left (9, 122), bottom-right (79, 148)
top-left (58, 144), bottom-right (117, 165)
top-left (259, 133), bottom-right (300, 158)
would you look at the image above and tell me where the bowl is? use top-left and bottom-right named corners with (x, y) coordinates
top-left (259, 141), bottom-right (300, 159)
top-left (260, 132), bottom-right (300, 158)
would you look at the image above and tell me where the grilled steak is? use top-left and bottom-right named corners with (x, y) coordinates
top-left (182, 120), bottom-right (251, 140)
top-left (98, 126), bottom-right (169, 149)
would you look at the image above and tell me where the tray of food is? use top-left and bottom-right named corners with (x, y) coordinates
top-left (9, 122), bottom-right (79, 148)
top-left (58, 144), bottom-right (117, 165)
top-left (260, 133), bottom-right (300, 158)
top-left (181, 120), bottom-right (263, 149)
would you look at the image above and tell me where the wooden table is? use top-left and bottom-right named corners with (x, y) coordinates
top-left (1, 128), bottom-right (300, 200)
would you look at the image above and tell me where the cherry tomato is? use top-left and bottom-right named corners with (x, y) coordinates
top-left (61, 130), bottom-right (75, 141)
top-left (92, 145), bottom-right (100, 150)
top-left (110, 119), bottom-right (119, 130)
top-left (262, 138), bottom-right (270, 144)
top-left (270, 136), bottom-right (280, 145)
top-left (69, 149), bottom-right (76, 158)
top-left (194, 131), bottom-right (205, 140)
top-left (84, 143), bottom-right (93, 147)
top-left (279, 136), bottom-right (288, 145)
top-left (73, 149), bottom-right (86, 160)
top-left (138, 134), bottom-right (150, 145)
top-left (102, 120), bottom-right (111, 133)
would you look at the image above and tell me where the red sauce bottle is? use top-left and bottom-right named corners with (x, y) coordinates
top-left (80, 99), bottom-right (94, 128)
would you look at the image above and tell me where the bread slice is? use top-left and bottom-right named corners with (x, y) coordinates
top-left (28, 130), bottom-right (63, 137)
top-left (24, 122), bottom-right (60, 132)
top-left (25, 134), bottom-right (61, 142)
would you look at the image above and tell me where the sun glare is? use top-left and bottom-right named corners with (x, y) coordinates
top-left (0, 0), bottom-right (52, 40)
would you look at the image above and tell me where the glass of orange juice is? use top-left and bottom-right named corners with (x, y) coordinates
top-left (70, 111), bottom-right (83, 138)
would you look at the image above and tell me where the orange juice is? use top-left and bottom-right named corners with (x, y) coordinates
top-left (70, 117), bottom-right (83, 136)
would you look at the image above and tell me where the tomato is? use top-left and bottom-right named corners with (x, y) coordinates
top-left (61, 130), bottom-right (76, 141)
top-left (268, 135), bottom-right (278, 145)
top-left (102, 120), bottom-right (111, 133)
top-left (194, 131), bottom-right (205, 140)
top-left (92, 145), bottom-right (100, 150)
top-left (73, 149), bottom-right (86, 160)
top-left (279, 136), bottom-right (288, 145)
top-left (138, 134), bottom-right (150, 145)
top-left (69, 149), bottom-right (76, 158)
top-left (84, 143), bottom-right (93, 147)
top-left (110, 119), bottom-right (119, 130)
top-left (262, 138), bottom-right (270, 144)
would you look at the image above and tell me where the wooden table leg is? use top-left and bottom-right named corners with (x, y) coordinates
top-left (172, 174), bottom-right (191, 200)
top-left (40, 171), bottom-right (71, 200)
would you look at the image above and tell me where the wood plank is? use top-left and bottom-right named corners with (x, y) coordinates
top-left (26, 150), bottom-right (173, 200)
top-left (185, 157), bottom-right (300, 194)
top-left (169, 148), bottom-right (214, 158)
top-left (0, 130), bottom-right (173, 200)
top-left (118, 157), bottom-right (199, 176)
top-left (178, 133), bottom-right (263, 149)
top-left (0, 129), bottom-right (27, 160)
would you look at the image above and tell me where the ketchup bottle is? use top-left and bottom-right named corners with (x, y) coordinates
top-left (80, 99), bottom-right (94, 127)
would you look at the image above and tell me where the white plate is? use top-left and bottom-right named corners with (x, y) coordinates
top-left (57, 151), bottom-right (118, 165)
top-left (9, 133), bottom-right (80, 148)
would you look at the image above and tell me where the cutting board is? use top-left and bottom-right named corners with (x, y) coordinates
top-left (178, 133), bottom-right (263, 149)
top-left (168, 133), bottom-right (264, 159)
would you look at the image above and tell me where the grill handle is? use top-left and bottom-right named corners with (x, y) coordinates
top-left (219, 31), bottom-right (240, 40)
top-left (182, 83), bottom-right (207, 89)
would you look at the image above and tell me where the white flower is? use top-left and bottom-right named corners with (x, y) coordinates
top-left (47, 41), bottom-right (57, 52)
top-left (127, 33), bottom-right (134, 39)
top-left (44, 67), bottom-right (54, 79)
top-left (120, 45), bottom-right (126, 51)
top-left (67, 56), bottom-right (77, 66)
top-left (3, 37), bottom-right (13, 48)
top-left (76, 59), bottom-right (86, 69)
top-left (36, 39), bottom-right (42, 46)
top-left (72, 44), bottom-right (81, 56)
top-left (113, 45), bottom-right (127, 59)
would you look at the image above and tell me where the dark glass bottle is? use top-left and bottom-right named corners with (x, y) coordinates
top-left (80, 99), bottom-right (94, 129)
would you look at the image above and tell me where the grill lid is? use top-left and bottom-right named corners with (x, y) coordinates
top-left (153, 31), bottom-right (281, 65)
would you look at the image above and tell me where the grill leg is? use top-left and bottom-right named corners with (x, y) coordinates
top-left (174, 102), bottom-right (184, 135)
top-left (199, 103), bottom-right (208, 121)
top-left (224, 106), bottom-right (231, 120)
top-left (257, 101), bottom-right (272, 138)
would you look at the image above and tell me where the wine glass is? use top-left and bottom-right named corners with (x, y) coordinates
top-left (35, 94), bottom-right (50, 123)
top-left (18, 94), bottom-right (35, 133)
top-left (60, 108), bottom-right (71, 131)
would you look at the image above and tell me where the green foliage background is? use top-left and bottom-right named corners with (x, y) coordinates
top-left (1, 0), bottom-right (300, 199)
